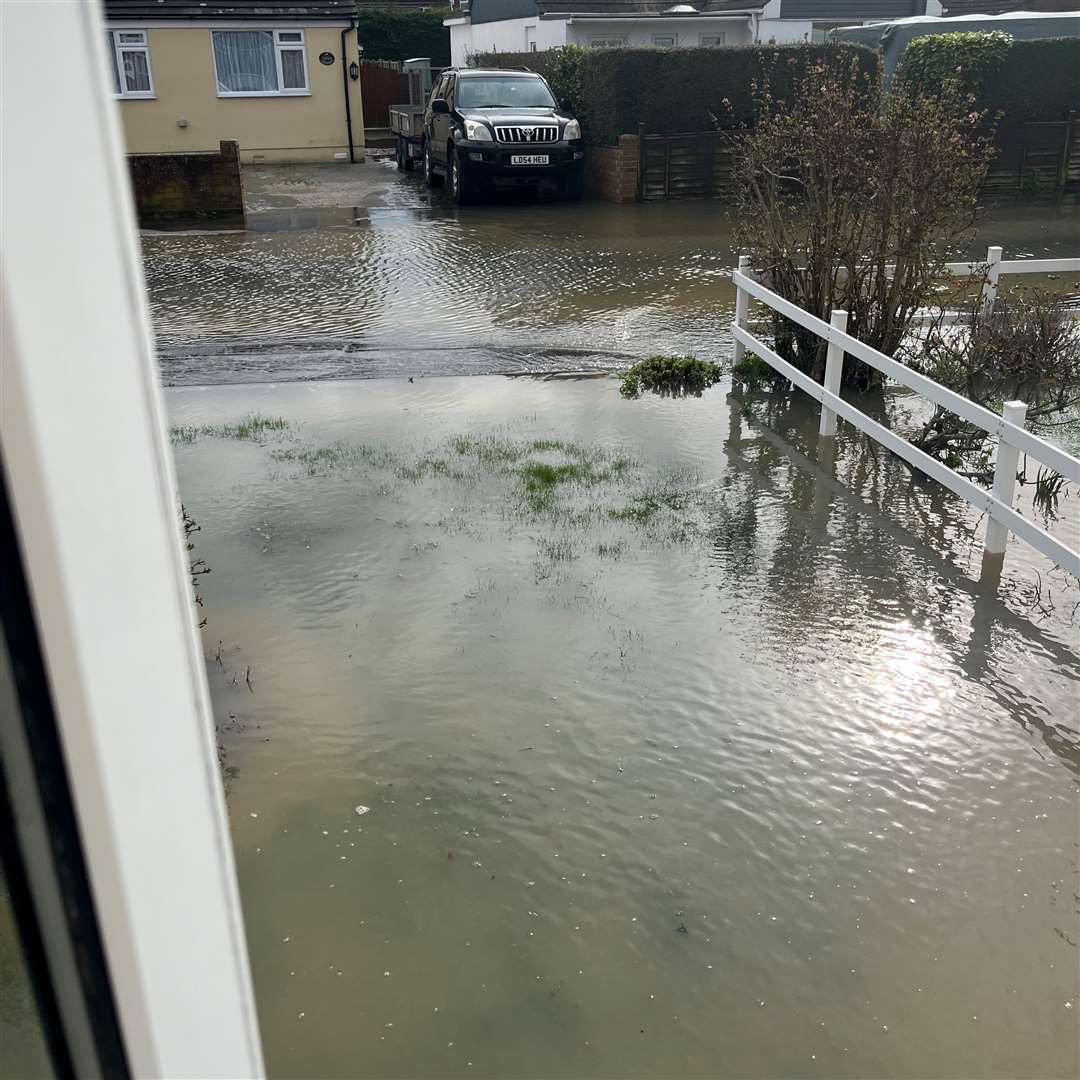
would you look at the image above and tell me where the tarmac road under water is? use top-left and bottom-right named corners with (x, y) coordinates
top-left (143, 160), bottom-right (1080, 386)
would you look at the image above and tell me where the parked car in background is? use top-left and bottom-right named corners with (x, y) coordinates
top-left (421, 67), bottom-right (585, 204)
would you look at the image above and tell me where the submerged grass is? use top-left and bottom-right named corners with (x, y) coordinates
top-left (171, 414), bottom-right (291, 445)
top-left (271, 442), bottom-right (397, 476)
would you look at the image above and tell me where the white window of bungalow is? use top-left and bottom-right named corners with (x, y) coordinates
top-left (212, 28), bottom-right (310, 97)
top-left (106, 29), bottom-right (154, 99)
top-left (652, 34), bottom-right (677, 47)
top-left (700, 32), bottom-right (726, 45)
top-left (589, 36), bottom-right (628, 47)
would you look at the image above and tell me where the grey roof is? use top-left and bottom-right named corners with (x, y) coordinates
top-left (535, 0), bottom-right (760, 12)
top-left (103, 0), bottom-right (356, 20)
top-left (941, 0), bottom-right (1077, 13)
top-left (778, 0), bottom-right (927, 17)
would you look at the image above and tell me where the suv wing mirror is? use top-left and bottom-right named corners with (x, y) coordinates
top-left (431, 98), bottom-right (450, 115)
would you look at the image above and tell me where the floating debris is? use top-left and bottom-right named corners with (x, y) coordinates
top-left (355, 805), bottom-right (371, 816)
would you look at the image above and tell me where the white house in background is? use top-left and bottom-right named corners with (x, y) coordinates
top-left (445, 0), bottom-right (944, 65)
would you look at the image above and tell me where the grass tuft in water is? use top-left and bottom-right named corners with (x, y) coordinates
top-left (171, 414), bottom-right (291, 445)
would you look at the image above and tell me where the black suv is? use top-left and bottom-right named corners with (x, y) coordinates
top-left (421, 68), bottom-right (585, 205)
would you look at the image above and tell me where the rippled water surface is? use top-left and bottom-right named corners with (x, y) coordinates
top-left (144, 162), bottom-right (1080, 385)
top-left (170, 376), bottom-right (1079, 1079)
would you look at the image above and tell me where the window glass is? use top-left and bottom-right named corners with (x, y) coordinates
top-left (652, 34), bottom-right (676, 47)
top-left (280, 49), bottom-right (306, 90)
top-left (700, 33), bottom-right (726, 45)
top-left (456, 75), bottom-right (555, 109)
top-left (0, 641), bottom-right (55, 1080)
top-left (444, 75), bottom-right (456, 107)
top-left (122, 50), bottom-right (151, 93)
top-left (213, 29), bottom-right (307, 94)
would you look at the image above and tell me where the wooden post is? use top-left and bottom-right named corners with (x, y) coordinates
top-left (984, 400), bottom-right (1028, 555)
top-left (637, 122), bottom-right (646, 202)
top-left (1058, 110), bottom-right (1075, 195)
top-left (818, 309), bottom-right (849, 437)
top-left (980, 245), bottom-right (1002, 319)
top-left (732, 255), bottom-right (750, 366)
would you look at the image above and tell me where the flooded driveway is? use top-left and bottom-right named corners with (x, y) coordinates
top-left (149, 164), bottom-right (1080, 1078)
top-left (169, 372), bottom-right (1078, 1080)
top-left (144, 159), bottom-right (1080, 385)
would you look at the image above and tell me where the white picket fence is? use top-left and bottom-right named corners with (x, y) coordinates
top-left (730, 250), bottom-right (1080, 577)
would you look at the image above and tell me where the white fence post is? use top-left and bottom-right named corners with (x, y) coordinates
top-left (733, 254), bottom-right (750, 366)
top-left (980, 245), bottom-right (1003, 319)
top-left (984, 400), bottom-right (1029, 555)
top-left (818, 309), bottom-right (849, 437)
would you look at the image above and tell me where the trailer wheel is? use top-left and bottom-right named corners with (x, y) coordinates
top-left (403, 141), bottom-right (416, 172)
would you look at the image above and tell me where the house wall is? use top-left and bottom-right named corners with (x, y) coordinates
top-left (756, 17), bottom-right (814, 41)
top-left (566, 18), bottom-right (753, 47)
top-left (449, 17), bottom-right (567, 66)
top-left (112, 24), bottom-right (365, 163)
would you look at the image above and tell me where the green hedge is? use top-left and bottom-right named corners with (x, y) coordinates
top-left (357, 8), bottom-right (451, 67)
top-left (978, 37), bottom-right (1080, 124)
top-left (898, 30), bottom-right (1012, 98)
top-left (472, 44), bottom-right (880, 145)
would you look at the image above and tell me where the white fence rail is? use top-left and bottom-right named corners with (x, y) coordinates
top-left (730, 254), bottom-right (1080, 577)
top-left (921, 245), bottom-right (1080, 325)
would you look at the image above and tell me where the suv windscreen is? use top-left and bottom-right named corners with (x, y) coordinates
top-left (457, 75), bottom-right (556, 109)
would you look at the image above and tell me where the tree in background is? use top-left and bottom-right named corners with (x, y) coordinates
top-left (735, 54), bottom-right (995, 390)
top-left (357, 7), bottom-right (451, 67)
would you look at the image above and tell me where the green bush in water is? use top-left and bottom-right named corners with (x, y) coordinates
top-left (731, 351), bottom-right (773, 390)
top-left (620, 356), bottom-right (723, 399)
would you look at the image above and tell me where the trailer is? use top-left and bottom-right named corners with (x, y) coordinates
top-left (390, 103), bottom-right (425, 172)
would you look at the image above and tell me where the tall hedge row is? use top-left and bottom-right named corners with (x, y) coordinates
top-left (978, 38), bottom-right (1080, 124)
top-left (357, 8), bottom-right (451, 67)
top-left (472, 44), bottom-right (880, 145)
top-left (898, 34), bottom-right (1079, 124)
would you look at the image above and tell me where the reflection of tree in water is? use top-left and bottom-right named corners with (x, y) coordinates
top-left (718, 389), bottom-right (1080, 773)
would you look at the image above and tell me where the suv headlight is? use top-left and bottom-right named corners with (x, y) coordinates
top-left (563, 119), bottom-right (582, 140)
top-left (464, 120), bottom-right (493, 142)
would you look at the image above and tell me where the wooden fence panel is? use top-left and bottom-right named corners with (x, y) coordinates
top-left (361, 61), bottom-right (408, 128)
top-left (638, 116), bottom-right (1078, 202)
top-left (640, 132), bottom-right (738, 201)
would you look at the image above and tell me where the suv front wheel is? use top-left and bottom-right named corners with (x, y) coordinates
top-left (423, 141), bottom-right (443, 188)
top-left (448, 150), bottom-right (475, 206)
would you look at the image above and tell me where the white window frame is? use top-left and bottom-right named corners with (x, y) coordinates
top-left (3, 0), bottom-right (264, 1075)
top-left (652, 34), bottom-right (678, 47)
top-left (107, 28), bottom-right (155, 99)
top-left (589, 36), bottom-right (628, 47)
top-left (700, 32), bottom-right (726, 45)
top-left (211, 27), bottom-right (311, 98)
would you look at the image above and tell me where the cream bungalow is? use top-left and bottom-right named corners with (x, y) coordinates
top-left (104, 0), bottom-right (365, 163)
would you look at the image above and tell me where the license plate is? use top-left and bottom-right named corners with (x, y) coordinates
top-left (510, 154), bottom-right (549, 166)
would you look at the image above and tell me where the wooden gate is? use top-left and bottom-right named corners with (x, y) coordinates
top-left (638, 129), bottom-right (739, 201)
top-left (360, 60), bottom-right (408, 128)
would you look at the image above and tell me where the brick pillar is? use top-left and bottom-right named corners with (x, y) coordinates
top-left (584, 133), bottom-right (640, 203)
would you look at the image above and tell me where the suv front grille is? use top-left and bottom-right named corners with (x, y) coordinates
top-left (494, 125), bottom-right (559, 144)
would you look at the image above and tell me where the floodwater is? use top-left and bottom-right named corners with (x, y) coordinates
top-left (2, 165), bottom-right (1078, 1079)
top-left (143, 160), bottom-right (1080, 386)
top-left (169, 374), bottom-right (1079, 1079)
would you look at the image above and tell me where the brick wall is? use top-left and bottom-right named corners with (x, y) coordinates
top-left (585, 134), bottom-right (640, 203)
top-left (126, 140), bottom-right (243, 221)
